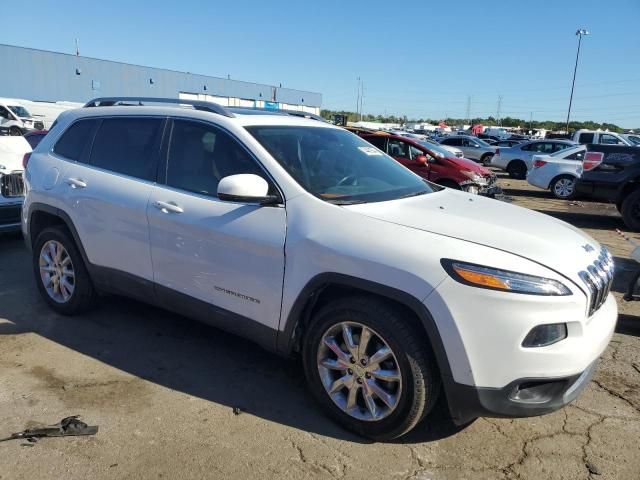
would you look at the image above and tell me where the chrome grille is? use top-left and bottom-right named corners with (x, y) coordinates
top-left (0, 172), bottom-right (25, 198)
top-left (579, 247), bottom-right (614, 316)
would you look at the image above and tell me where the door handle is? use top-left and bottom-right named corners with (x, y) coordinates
top-left (66, 177), bottom-right (87, 189)
top-left (154, 200), bottom-right (184, 214)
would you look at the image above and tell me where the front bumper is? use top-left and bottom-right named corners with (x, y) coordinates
top-left (0, 202), bottom-right (23, 231)
top-left (446, 359), bottom-right (599, 425)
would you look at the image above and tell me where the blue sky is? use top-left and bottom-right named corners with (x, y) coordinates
top-left (3, 0), bottom-right (640, 126)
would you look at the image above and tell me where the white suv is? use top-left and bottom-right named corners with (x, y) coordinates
top-left (22, 97), bottom-right (617, 440)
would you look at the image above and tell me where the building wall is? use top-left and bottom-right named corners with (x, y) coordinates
top-left (0, 44), bottom-right (321, 114)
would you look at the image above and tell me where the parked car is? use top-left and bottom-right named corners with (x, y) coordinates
top-left (526, 146), bottom-right (586, 199)
top-left (438, 136), bottom-right (496, 164)
top-left (622, 134), bottom-right (640, 146)
top-left (421, 135), bottom-right (464, 158)
top-left (0, 98), bottom-right (43, 135)
top-left (362, 133), bottom-right (501, 196)
top-left (0, 135), bottom-right (30, 231)
top-left (572, 129), bottom-right (634, 146)
top-left (23, 130), bottom-right (49, 150)
top-left (491, 139), bottom-right (578, 179)
top-left (23, 96), bottom-right (617, 440)
top-left (482, 138), bottom-right (498, 145)
top-left (576, 144), bottom-right (640, 230)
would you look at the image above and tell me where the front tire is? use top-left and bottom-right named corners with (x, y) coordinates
top-left (9, 126), bottom-right (22, 136)
top-left (33, 227), bottom-right (96, 315)
top-left (302, 296), bottom-right (440, 440)
top-left (621, 189), bottom-right (640, 232)
top-left (550, 175), bottom-right (577, 199)
top-left (480, 153), bottom-right (493, 165)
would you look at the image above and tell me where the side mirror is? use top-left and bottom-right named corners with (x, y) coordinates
top-left (414, 154), bottom-right (428, 165)
top-left (217, 174), bottom-right (280, 205)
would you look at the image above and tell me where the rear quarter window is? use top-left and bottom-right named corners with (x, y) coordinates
top-left (53, 119), bottom-right (99, 161)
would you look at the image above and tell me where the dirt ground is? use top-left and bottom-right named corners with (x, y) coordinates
top-left (1, 172), bottom-right (639, 480)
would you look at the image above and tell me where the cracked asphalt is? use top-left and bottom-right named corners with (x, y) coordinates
top-left (1, 172), bottom-right (639, 479)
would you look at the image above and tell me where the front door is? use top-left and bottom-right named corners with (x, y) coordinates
top-left (147, 119), bottom-right (286, 333)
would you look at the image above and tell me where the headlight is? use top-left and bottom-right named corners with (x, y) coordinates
top-left (460, 170), bottom-right (485, 183)
top-left (441, 260), bottom-right (571, 296)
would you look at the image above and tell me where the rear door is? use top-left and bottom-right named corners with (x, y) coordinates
top-left (56, 116), bottom-right (165, 288)
top-left (147, 119), bottom-right (286, 333)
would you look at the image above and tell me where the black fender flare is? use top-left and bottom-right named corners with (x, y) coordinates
top-left (276, 273), bottom-right (454, 382)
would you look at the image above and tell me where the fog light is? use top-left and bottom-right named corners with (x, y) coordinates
top-left (522, 323), bottom-right (567, 347)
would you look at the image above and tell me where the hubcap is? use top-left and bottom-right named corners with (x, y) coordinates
top-left (39, 240), bottom-right (75, 303)
top-left (317, 322), bottom-right (402, 422)
top-left (554, 178), bottom-right (574, 198)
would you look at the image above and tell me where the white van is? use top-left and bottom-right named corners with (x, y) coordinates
top-left (483, 127), bottom-right (510, 139)
top-left (0, 98), bottom-right (42, 134)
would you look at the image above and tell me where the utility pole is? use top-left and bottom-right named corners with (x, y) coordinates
top-left (465, 96), bottom-right (471, 126)
top-left (529, 112), bottom-right (533, 131)
top-left (75, 38), bottom-right (80, 56)
top-left (359, 80), bottom-right (364, 122)
top-left (355, 77), bottom-right (361, 118)
top-left (496, 95), bottom-right (503, 126)
top-left (566, 28), bottom-right (590, 133)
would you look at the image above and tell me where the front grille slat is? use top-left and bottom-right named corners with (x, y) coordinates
top-left (0, 172), bottom-right (25, 198)
top-left (579, 247), bottom-right (614, 317)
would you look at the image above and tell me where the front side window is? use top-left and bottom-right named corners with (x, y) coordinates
top-left (600, 134), bottom-right (624, 145)
top-left (8, 105), bottom-right (31, 118)
top-left (166, 120), bottom-right (264, 197)
top-left (89, 118), bottom-right (163, 180)
top-left (387, 139), bottom-right (410, 159)
top-left (441, 137), bottom-right (462, 146)
top-left (53, 119), bottom-right (100, 162)
top-left (247, 126), bottom-right (435, 204)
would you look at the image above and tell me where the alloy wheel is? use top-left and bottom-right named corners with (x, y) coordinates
top-left (39, 240), bottom-right (75, 303)
top-left (317, 321), bottom-right (402, 422)
top-left (553, 178), bottom-right (575, 198)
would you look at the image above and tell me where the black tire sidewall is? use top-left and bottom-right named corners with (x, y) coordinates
top-left (33, 227), bottom-right (94, 315)
top-left (622, 189), bottom-right (640, 232)
top-left (302, 299), bottom-right (432, 440)
top-left (507, 160), bottom-right (526, 179)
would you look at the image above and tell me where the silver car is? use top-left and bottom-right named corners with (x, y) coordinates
top-left (438, 135), bottom-right (496, 164)
top-left (491, 139), bottom-right (578, 179)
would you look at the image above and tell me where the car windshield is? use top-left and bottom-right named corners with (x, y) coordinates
top-left (247, 126), bottom-right (436, 204)
top-left (626, 135), bottom-right (640, 146)
top-left (8, 105), bottom-right (31, 118)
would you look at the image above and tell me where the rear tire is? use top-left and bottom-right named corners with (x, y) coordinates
top-left (506, 160), bottom-right (527, 179)
top-left (302, 296), bottom-right (441, 440)
top-left (33, 227), bottom-right (96, 315)
top-left (621, 189), bottom-right (640, 232)
top-left (480, 153), bottom-right (493, 165)
top-left (550, 175), bottom-right (577, 200)
top-left (9, 127), bottom-right (22, 136)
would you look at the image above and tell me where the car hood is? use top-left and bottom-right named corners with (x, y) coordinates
top-left (0, 136), bottom-right (30, 172)
top-left (443, 156), bottom-right (491, 174)
top-left (346, 189), bottom-right (600, 287)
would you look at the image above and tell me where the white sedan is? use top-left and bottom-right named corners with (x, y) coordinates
top-left (526, 146), bottom-right (586, 199)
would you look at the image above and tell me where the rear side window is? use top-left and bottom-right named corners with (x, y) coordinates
top-left (578, 133), bottom-right (595, 143)
top-left (441, 138), bottom-right (462, 146)
top-left (53, 119), bottom-right (99, 161)
top-left (89, 118), bottom-right (163, 181)
top-left (364, 136), bottom-right (387, 150)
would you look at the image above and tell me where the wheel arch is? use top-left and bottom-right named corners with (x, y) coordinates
top-left (276, 273), bottom-right (454, 381)
top-left (27, 203), bottom-right (91, 268)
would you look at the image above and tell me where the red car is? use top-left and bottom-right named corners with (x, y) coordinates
top-left (361, 133), bottom-right (501, 196)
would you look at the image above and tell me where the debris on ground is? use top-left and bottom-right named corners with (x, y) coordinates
top-left (0, 416), bottom-right (98, 444)
top-left (232, 407), bottom-right (242, 416)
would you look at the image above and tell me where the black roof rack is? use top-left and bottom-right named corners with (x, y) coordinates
top-left (83, 97), bottom-right (235, 118)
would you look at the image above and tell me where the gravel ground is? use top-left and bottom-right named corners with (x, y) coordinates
top-left (0, 172), bottom-right (639, 480)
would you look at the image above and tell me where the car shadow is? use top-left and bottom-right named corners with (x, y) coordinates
top-left (0, 235), bottom-right (466, 444)
top-left (616, 314), bottom-right (640, 337)
top-left (535, 209), bottom-right (623, 231)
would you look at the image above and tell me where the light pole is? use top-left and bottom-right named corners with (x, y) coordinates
top-left (566, 28), bottom-right (590, 133)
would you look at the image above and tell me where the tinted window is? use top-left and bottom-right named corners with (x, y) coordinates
top-left (578, 133), bottom-right (595, 143)
top-left (565, 150), bottom-right (585, 161)
top-left (551, 142), bottom-right (570, 152)
top-left (166, 120), bottom-right (264, 197)
top-left (89, 118), bottom-right (163, 181)
top-left (53, 119), bottom-right (99, 161)
top-left (441, 138), bottom-right (462, 146)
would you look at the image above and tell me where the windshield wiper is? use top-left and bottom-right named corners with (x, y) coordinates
top-left (328, 199), bottom-right (367, 205)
